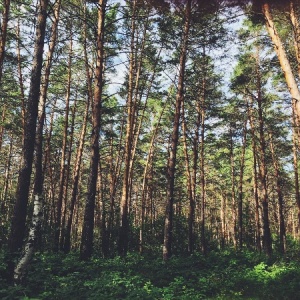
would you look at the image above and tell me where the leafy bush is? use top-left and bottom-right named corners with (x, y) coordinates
top-left (1, 249), bottom-right (300, 299)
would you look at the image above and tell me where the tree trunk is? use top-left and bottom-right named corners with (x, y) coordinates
top-left (80, 0), bottom-right (106, 261)
top-left (8, 0), bottom-right (49, 255)
top-left (54, 31), bottom-right (73, 251)
top-left (182, 100), bottom-right (195, 254)
top-left (0, 0), bottom-right (10, 83)
top-left (247, 99), bottom-right (261, 252)
top-left (238, 119), bottom-right (247, 250)
top-left (16, 19), bottom-right (26, 137)
top-left (118, 0), bottom-right (139, 256)
top-left (290, 1), bottom-right (300, 78)
top-left (229, 126), bottom-right (237, 248)
top-left (163, 0), bottom-right (191, 261)
top-left (262, 3), bottom-right (300, 128)
top-left (269, 133), bottom-right (286, 253)
top-left (255, 48), bottom-right (272, 256)
top-left (33, 0), bottom-right (61, 252)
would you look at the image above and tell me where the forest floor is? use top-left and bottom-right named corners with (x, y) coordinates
top-left (1, 246), bottom-right (300, 299)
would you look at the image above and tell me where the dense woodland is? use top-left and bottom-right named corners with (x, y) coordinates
top-left (2, 0), bottom-right (300, 298)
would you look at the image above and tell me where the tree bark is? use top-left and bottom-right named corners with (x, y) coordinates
top-left (33, 0), bottom-right (61, 253)
top-left (0, 0), bottom-right (10, 83)
top-left (8, 0), bottom-right (49, 255)
top-left (269, 132), bottom-right (286, 253)
top-left (163, 0), bottom-right (191, 261)
top-left (54, 31), bottom-right (73, 251)
top-left (80, 0), bottom-right (106, 261)
top-left (238, 119), bottom-right (247, 250)
top-left (255, 48), bottom-right (272, 256)
top-left (262, 3), bottom-right (300, 128)
top-left (247, 99), bottom-right (261, 252)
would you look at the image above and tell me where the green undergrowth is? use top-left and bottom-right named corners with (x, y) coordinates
top-left (1, 249), bottom-right (300, 299)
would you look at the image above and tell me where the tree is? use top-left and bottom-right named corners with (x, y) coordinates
top-left (80, 0), bottom-right (106, 261)
top-left (8, 0), bottom-right (49, 256)
top-left (163, 0), bottom-right (191, 260)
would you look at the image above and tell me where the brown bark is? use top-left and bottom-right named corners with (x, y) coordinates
top-left (163, 0), bottom-right (191, 260)
top-left (247, 99), bottom-right (261, 252)
top-left (290, 1), bottom-right (300, 77)
top-left (182, 100), bottom-right (195, 254)
top-left (292, 107), bottom-right (300, 234)
top-left (16, 19), bottom-right (26, 136)
top-left (54, 32), bottom-right (73, 251)
top-left (262, 3), bottom-right (300, 127)
top-left (9, 0), bottom-right (49, 255)
top-left (34, 0), bottom-right (61, 252)
top-left (64, 3), bottom-right (92, 252)
top-left (269, 133), bottom-right (286, 253)
top-left (0, 105), bottom-right (6, 151)
top-left (80, 0), bottom-right (106, 261)
top-left (118, 0), bottom-right (138, 256)
top-left (255, 49), bottom-right (272, 256)
top-left (0, 0), bottom-right (10, 83)
top-left (229, 126), bottom-right (237, 248)
top-left (238, 119), bottom-right (247, 250)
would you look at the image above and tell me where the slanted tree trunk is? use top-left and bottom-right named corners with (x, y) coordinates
top-left (64, 0), bottom-right (92, 254)
top-left (0, 0), bottom-right (10, 83)
top-left (262, 3), bottom-right (300, 127)
top-left (8, 0), bottom-right (49, 255)
top-left (80, 0), bottom-right (106, 261)
top-left (163, 0), bottom-right (191, 261)
top-left (54, 31), bottom-right (73, 251)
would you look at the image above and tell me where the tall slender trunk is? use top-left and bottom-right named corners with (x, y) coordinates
top-left (163, 0), bottom-right (191, 260)
top-left (238, 119), bottom-right (247, 250)
top-left (8, 0), bottom-right (49, 255)
top-left (54, 32), bottom-right (73, 251)
top-left (255, 49), bottom-right (272, 256)
top-left (0, 0), bottom-right (10, 83)
top-left (80, 0), bottom-right (106, 260)
top-left (292, 107), bottom-right (300, 234)
top-left (182, 101), bottom-right (194, 254)
top-left (60, 101), bottom-right (76, 249)
top-left (247, 99), bottom-right (261, 252)
top-left (118, 0), bottom-right (138, 256)
top-left (269, 133), bottom-right (286, 253)
top-left (0, 105), bottom-right (6, 151)
top-left (64, 1), bottom-right (92, 254)
top-left (64, 98), bottom-right (89, 253)
top-left (139, 105), bottom-right (165, 254)
top-left (33, 0), bottom-right (61, 252)
top-left (16, 19), bottom-right (26, 137)
top-left (229, 126), bottom-right (237, 248)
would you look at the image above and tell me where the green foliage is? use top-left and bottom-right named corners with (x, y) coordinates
top-left (1, 249), bottom-right (300, 299)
